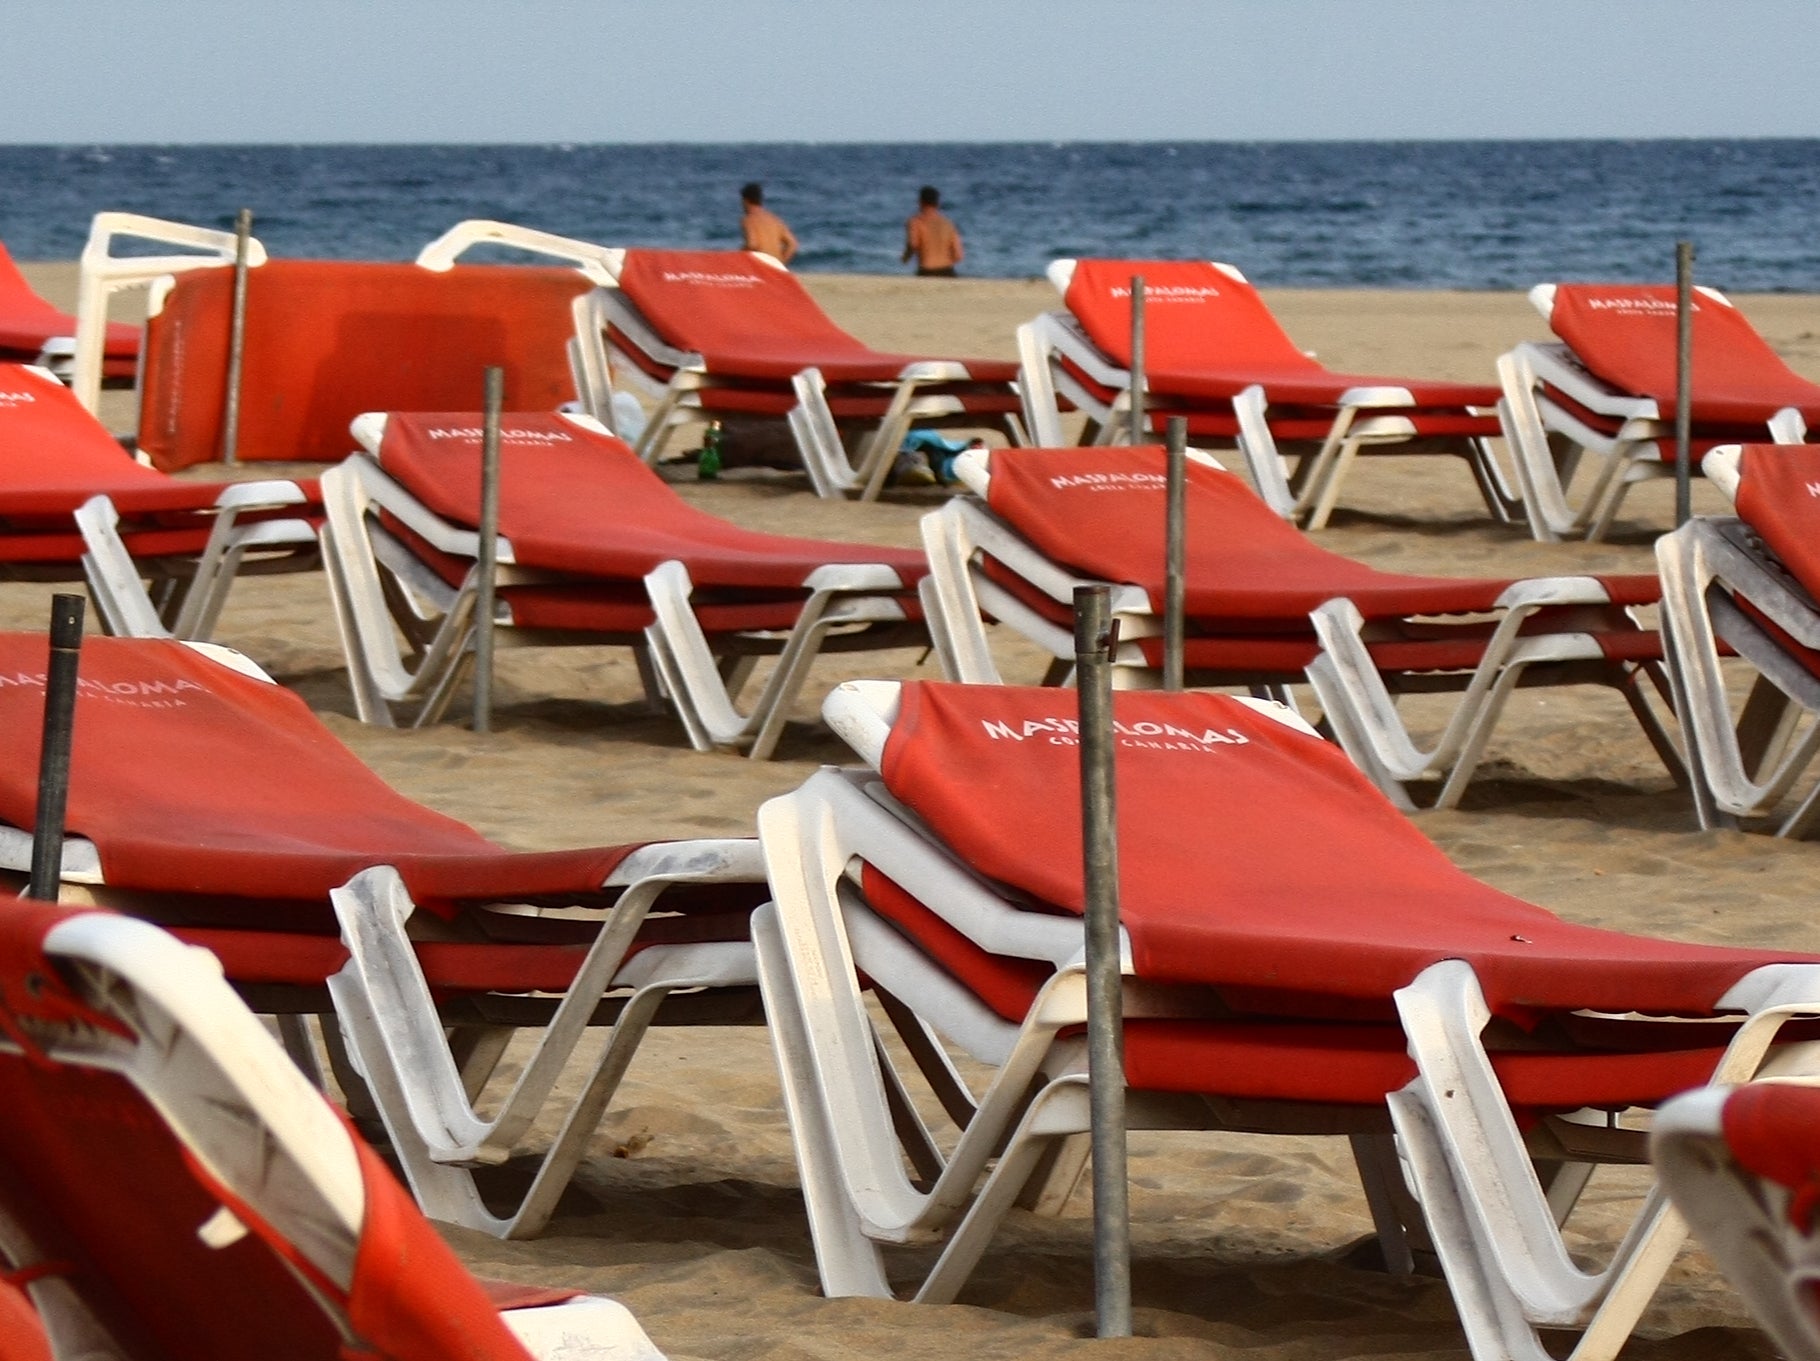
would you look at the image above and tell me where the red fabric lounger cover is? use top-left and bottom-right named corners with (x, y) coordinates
top-left (0, 1277), bottom-right (50, 1361)
top-left (615, 249), bottom-right (1017, 384)
top-left (376, 412), bottom-right (927, 588)
top-left (878, 682), bottom-right (1814, 1016)
top-left (0, 900), bottom-right (550, 1361)
top-left (0, 634), bottom-right (632, 911)
top-left (0, 363), bottom-right (316, 518)
top-left (983, 446), bottom-right (1657, 618)
top-left (1548, 284), bottom-right (1820, 427)
top-left (1733, 444), bottom-right (1820, 601)
top-left (1062, 259), bottom-right (1498, 408)
top-left (136, 260), bottom-right (590, 471)
top-left (0, 244), bottom-right (138, 371)
top-left (1721, 1083), bottom-right (1820, 1229)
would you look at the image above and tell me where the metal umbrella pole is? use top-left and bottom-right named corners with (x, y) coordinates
top-left (220, 207), bottom-right (254, 466)
top-left (27, 594), bottom-right (86, 902)
top-left (473, 366), bottom-right (504, 734)
top-left (1074, 584), bottom-right (1131, 1338)
top-left (1163, 416), bottom-right (1188, 692)
top-left (1674, 240), bottom-right (1696, 527)
top-left (1128, 275), bottom-right (1147, 446)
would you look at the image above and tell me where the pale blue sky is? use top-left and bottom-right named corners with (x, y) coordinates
top-left (9, 0), bottom-right (1819, 144)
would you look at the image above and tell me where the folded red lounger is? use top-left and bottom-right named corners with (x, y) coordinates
top-left (1497, 283), bottom-right (1816, 540)
top-left (921, 444), bottom-right (1676, 807)
top-left (323, 408), bottom-right (930, 757)
top-left (1656, 442), bottom-right (1820, 834)
top-left (756, 678), bottom-right (1820, 1361)
top-left (71, 214), bottom-right (610, 471)
top-left (0, 242), bottom-right (136, 381)
top-left (0, 899), bottom-right (666, 1360)
top-left (1016, 258), bottom-right (1516, 528)
top-left (0, 631), bottom-right (765, 1237)
top-left (573, 247), bottom-right (1023, 498)
top-left (0, 362), bottom-right (319, 638)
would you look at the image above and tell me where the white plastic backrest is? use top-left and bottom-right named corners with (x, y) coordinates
top-left (823, 678), bottom-right (1320, 772)
top-left (1769, 408), bottom-right (1808, 444)
top-left (73, 213), bottom-right (263, 413)
top-left (181, 640), bottom-right (276, 684)
top-left (1702, 445), bottom-right (1744, 504)
top-left (412, 220), bottom-right (622, 286)
top-left (953, 447), bottom-right (992, 497)
top-left (349, 412), bottom-right (390, 456)
top-left (1210, 260), bottom-right (1249, 284)
top-left (744, 250), bottom-right (792, 275)
top-left (1045, 260), bottom-right (1077, 294)
top-left (1528, 283), bottom-right (1557, 320)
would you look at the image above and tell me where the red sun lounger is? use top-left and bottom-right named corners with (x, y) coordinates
top-left (0, 362), bottom-right (318, 639)
top-left (920, 444), bottom-right (1676, 808)
top-left (1017, 259), bottom-right (1516, 528)
top-left (322, 408), bottom-right (930, 757)
top-left (1656, 442), bottom-right (1820, 834)
top-left (1497, 283), bottom-right (1816, 541)
top-left (570, 246), bottom-right (1023, 498)
top-left (69, 214), bottom-right (616, 471)
top-left (0, 631), bottom-right (766, 1238)
top-left (0, 899), bottom-right (666, 1360)
top-left (1655, 1082), bottom-right (1820, 1361)
top-left (0, 242), bottom-right (137, 384)
top-left (756, 678), bottom-right (1820, 1361)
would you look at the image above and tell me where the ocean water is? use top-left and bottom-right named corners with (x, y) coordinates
top-left (2, 140), bottom-right (1817, 291)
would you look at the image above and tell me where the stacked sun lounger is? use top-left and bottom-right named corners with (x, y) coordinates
top-left (572, 246), bottom-right (1023, 497)
top-left (920, 443), bottom-right (1677, 807)
top-left (1497, 282), bottom-right (1818, 540)
top-left (0, 361), bottom-right (318, 638)
top-left (755, 677), bottom-right (1820, 1361)
top-left (0, 631), bottom-right (766, 1238)
top-left (322, 408), bottom-right (930, 756)
top-left (1017, 258), bottom-right (1517, 527)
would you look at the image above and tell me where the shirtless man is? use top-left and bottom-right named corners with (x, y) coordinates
top-left (739, 182), bottom-right (798, 264)
top-left (902, 185), bottom-right (963, 277)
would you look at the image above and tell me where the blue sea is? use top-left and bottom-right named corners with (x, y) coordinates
top-left (2, 141), bottom-right (1818, 291)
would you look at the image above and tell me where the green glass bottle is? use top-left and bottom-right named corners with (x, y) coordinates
top-left (698, 420), bottom-right (723, 480)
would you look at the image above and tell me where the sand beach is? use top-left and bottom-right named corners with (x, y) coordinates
top-left (10, 260), bottom-right (1820, 1360)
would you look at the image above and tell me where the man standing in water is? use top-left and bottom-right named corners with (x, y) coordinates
top-left (902, 185), bottom-right (963, 276)
top-left (739, 182), bottom-right (798, 264)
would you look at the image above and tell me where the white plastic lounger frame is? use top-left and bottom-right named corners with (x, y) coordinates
top-left (1495, 285), bottom-right (1806, 543)
top-left (0, 909), bottom-right (665, 1360)
top-left (73, 481), bottom-right (318, 641)
top-left (1653, 1084), bottom-right (1820, 1361)
top-left (328, 838), bottom-right (764, 1239)
top-left (919, 448), bottom-right (1679, 809)
top-left (1654, 446), bottom-right (1820, 834)
top-left (761, 679), bottom-right (1820, 1361)
top-left (1016, 260), bottom-right (1520, 530)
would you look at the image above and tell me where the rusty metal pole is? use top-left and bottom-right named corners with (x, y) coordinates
top-left (27, 595), bottom-right (85, 901)
top-left (1128, 275), bottom-right (1146, 447)
top-left (1163, 416), bottom-right (1188, 692)
top-left (1674, 241), bottom-right (1696, 527)
top-left (473, 367), bottom-right (504, 733)
top-left (1074, 584), bottom-right (1131, 1338)
top-left (220, 207), bottom-right (254, 466)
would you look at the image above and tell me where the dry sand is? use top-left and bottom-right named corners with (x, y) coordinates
top-left (11, 261), bottom-right (1820, 1359)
